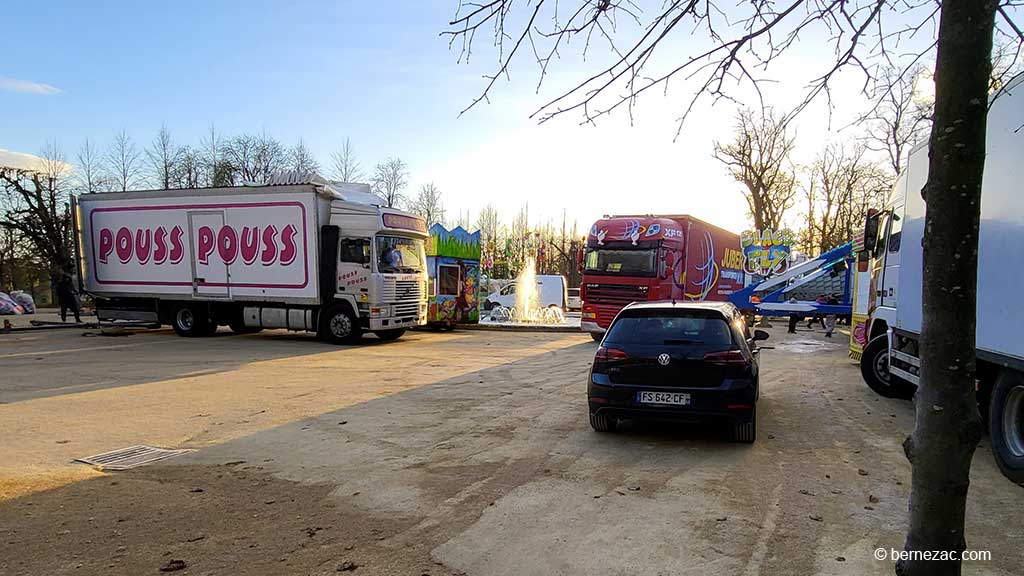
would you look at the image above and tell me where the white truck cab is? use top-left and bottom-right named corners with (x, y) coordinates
top-left (858, 78), bottom-right (1024, 484)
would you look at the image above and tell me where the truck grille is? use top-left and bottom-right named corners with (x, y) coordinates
top-left (381, 279), bottom-right (422, 303)
top-left (585, 283), bottom-right (649, 327)
top-left (393, 302), bottom-right (420, 317)
top-left (586, 283), bottom-right (648, 306)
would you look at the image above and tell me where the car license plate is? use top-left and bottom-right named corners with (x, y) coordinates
top-left (636, 391), bottom-right (691, 406)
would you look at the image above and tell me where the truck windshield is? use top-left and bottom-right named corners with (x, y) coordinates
top-left (376, 236), bottom-right (425, 274)
top-left (584, 249), bottom-right (657, 277)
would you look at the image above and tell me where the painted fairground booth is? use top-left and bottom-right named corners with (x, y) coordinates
top-left (425, 224), bottom-right (481, 328)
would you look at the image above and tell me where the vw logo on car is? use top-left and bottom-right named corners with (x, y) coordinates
top-left (657, 353), bottom-right (671, 366)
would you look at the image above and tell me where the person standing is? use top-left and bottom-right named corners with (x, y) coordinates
top-left (787, 296), bottom-right (799, 334)
top-left (56, 273), bottom-right (81, 323)
top-left (823, 294), bottom-right (839, 338)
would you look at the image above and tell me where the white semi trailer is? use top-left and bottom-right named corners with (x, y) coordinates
top-left (73, 175), bottom-right (428, 343)
top-left (859, 79), bottom-right (1024, 484)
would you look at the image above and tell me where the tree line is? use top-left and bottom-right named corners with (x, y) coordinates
top-left (714, 67), bottom-right (932, 257)
top-left (0, 126), bottom-right (458, 295)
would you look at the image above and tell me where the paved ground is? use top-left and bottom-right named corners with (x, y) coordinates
top-left (0, 324), bottom-right (1020, 575)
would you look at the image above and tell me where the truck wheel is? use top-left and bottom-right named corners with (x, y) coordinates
top-left (590, 332), bottom-right (603, 342)
top-left (375, 329), bottom-right (406, 341)
top-left (988, 368), bottom-right (1024, 485)
top-left (319, 305), bottom-right (361, 345)
top-left (860, 335), bottom-right (915, 399)
top-left (171, 305), bottom-right (208, 337)
top-left (732, 407), bottom-right (756, 444)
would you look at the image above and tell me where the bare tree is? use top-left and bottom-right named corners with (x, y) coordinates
top-left (330, 138), bottom-right (363, 182)
top-left (476, 203), bottom-right (503, 275)
top-left (410, 182), bottom-right (446, 228)
top-left (200, 124), bottom-right (230, 187)
top-left (223, 133), bottom-right (288, 184)
top-left (146, 125), bottom-right (180, 190)
top-left (861, 67), bottom-right (933, 176)
top-left (106, 130), bottom-right (142, 192)
top-left (0, 224), bottom-right (19, 291)
top-left (289, 139), bottom-right (321, 176)
top-left (0, 143), bottom-right (74, 275)
top-left (74, 138), bottom-right (109, 193)
top-left (175, 145), bottom-right (202, 189)
top-left (713, 109), bottom-right (798, 231)
top-left (443, 1), bottom-right (1020, 572)
top-left (802, 142), bottom-right (889, 254)
top-left (371, 157), bottom-right (408, 208)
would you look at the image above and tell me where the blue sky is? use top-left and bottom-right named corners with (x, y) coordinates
top-left (1, 1), bottom-right (940, 233)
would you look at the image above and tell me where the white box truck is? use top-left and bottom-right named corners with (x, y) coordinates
top-left (72, 175), bottom-right (428, 343)
top-left (858, 78), bottom-right (1024, 484)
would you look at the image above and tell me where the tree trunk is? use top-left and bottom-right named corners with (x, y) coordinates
top-left (897, 1), bottom-right (996, 575)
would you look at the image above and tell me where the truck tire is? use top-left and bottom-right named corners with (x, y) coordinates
top-left (319, 304), bottom-right (361, 345)
top-left (590, 332), bottom-right (603, 342)
top-left (375, 329), bottom-right (406, 341)
top-left (861, 335), bottom-right (915, 399)
top-left (988, 368), bottom-right (1024, 485)
top-left (171, 304), bottom-right (209, 337)
top-left (732, 407), bottom-right (756, 443)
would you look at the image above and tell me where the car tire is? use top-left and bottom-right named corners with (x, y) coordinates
top-left (375, 329), bottom-right (406, 341)
top-left (171, 304), bottom-right (208, 337)
top-left (319, 304), bottom-right (362, 345)
top-left (590, 332), bottom-right (603, 342)
top-left (988, 368), bottom-right (1024, 485)
top-left (732, 408), bottom-right (756, 443)
top-left (589, 412), bottom-right (617, 432)
top-left (484, 301), bottom-right (496, 311)
top-left (861, 335), bottom-right (916, 399)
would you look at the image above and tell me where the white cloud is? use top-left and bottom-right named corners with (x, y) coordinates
top-left (0, 76), bottom-right (61, 95)
top-left (0, 149), bottom-right (71, 173)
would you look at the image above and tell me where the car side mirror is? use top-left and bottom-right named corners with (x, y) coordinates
top-left (753, 329), bottom-right (770, 342)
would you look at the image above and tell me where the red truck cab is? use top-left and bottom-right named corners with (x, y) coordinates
top-left (581, 215), bottom-right (745, 339)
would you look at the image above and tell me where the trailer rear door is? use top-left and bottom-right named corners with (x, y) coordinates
top-left (188, 211), bottom-right (230, 297)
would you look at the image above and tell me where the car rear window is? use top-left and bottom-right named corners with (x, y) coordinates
top-left (605, 312), bottom-right (733, 347)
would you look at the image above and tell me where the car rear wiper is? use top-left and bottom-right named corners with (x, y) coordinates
top-left (663, 338), bottom-right (704, 345)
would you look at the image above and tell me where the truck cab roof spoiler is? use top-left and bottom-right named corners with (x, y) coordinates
top-left (259, 171), bottom-right (385, 207)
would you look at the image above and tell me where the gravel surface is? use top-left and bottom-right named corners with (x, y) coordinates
top-left (1, 325), bottom-right (1020, 575)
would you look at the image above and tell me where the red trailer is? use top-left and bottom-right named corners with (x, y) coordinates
top-left (581, 215), bottom-right (745, 339)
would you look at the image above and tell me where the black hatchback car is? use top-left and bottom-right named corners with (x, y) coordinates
top-left (587, 301), bottom-right (768, 442)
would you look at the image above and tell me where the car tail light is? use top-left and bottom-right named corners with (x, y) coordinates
top-left (703, 350), bottom-right (747, 365)
top-left (595, 346), bottom-right (629, 363)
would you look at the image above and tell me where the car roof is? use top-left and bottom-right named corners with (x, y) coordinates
top-left (620, 300), bottom-right (737, 315)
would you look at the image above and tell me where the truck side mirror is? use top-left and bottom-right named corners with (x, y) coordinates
top-left (660, 251), bottom-right (675, 280)
top-left (863, 212), bottom-right (881, 255)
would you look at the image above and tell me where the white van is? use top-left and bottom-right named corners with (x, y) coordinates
top-left (483, 275), bottom-right (568, 311)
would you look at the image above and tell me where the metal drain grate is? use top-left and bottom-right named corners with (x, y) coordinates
top-left (76, 445), bottom-right (192, 470)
